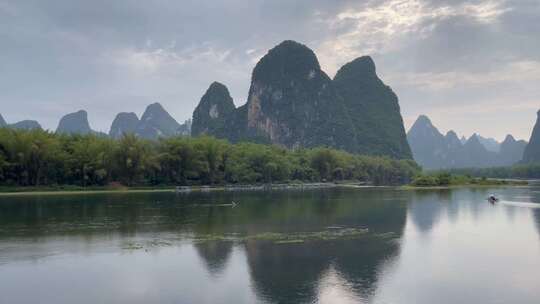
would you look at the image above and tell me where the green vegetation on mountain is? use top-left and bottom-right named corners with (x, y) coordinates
top-left (0, 128), bottom-right (420, 187)
top-left (191, 82), bottom-right (236, 137)
top-left (522, 110), bottom-right (540, 163)
top-left (109, 112), bottom-right (139, 139)
top-left (192, 40), bottom-right (411, 159)
top-left (334, 56), bottom-right (411, 158)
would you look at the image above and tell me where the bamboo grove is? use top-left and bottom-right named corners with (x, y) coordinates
top-left (0, 128), bottom-right (421, 187)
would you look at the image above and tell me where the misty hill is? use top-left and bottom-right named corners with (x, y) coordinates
top-left (136, 103), bottom-right (185, 140)
top-left (10, 120), bottom-right (42, 130)
top-left (522, 110), bottom-right (540, 163)
top-left (56, 110), bottom-right (93, 135)
top-left (476, 135), bottom-right (501, 152)
top-left (407, 115), bottom-right (526, 169)
top-left (109, 112), bottom-right (139, 139)
top-left (192, 40), bottom-right (411, 159)
top-left (177, 119), bottom-right (191, 136)
top-left (0, 115), bottom-right (42, 131)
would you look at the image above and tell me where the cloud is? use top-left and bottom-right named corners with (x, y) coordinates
top-left (0, 0), bottom-right (538, 140)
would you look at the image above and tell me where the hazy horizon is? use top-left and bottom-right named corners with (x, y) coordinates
top-left (1, 0), bottom-right (539, 141)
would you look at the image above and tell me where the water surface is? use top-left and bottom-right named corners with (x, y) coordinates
top-left (1, 186), bottom-right (539, 304)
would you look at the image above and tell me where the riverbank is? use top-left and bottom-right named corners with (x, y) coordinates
top-left (0, 182), bottom-right (374, 196)
top-left (406, 173), bottom-right (529, 189)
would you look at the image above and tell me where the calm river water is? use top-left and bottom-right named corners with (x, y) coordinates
top-left (1, 186), bottom-right (539, 304)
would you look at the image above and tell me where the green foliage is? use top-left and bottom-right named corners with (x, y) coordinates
top-left (444, 164), bottom-right (540, 179)
top-left (0, 129), bottom-right (421, 187)
top-left (410, 171), bottom-right (524, 187)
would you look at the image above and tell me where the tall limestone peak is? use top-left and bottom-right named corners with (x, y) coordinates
top-left (137, 102), bottom-right (181, 140)
top-left (445, 131), bottom-right (462, 148)
top-left (56, 110), bottom-right (93, 135)
top-left (244, 40), bottom-right (356, 151)
top-left (407, 115), bottom-right (447, 169)
top-left (192, 82), bottom-right (236, 137)
top-left (0, 114), bottom-right (6, 127)
top-left (408, 115), bottom-right (443, 139)
top-left (109, 112), bottom-right (139, 139)
top-left (499, 134), bottom-right (527, 165)
top-left (334, 55), bottom-right (411, 158)
top-left (251, 40), bottom-right (321, 84)
top-left (522, 110), bottom-right (540, 163)
top-left (10, 120), bottom-right (42, 130)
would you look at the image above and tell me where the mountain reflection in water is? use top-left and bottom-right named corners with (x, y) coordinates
top-left (1, 187), bottom-right (540, 304)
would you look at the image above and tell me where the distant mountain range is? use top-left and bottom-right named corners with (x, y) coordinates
top-left (0, 103), bottom-right (191, 140)
top-left (0, 113), bottom-right (43, 131)
top-left (407, 115), bottom-right (528, 169)
top-left (191, 40), bottom-right (411, 159)
top-left (1, 40), bottom-right (538, 167)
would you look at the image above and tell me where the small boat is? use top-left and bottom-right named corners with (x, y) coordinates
top-left (487, 195), bottom-right (499, 203)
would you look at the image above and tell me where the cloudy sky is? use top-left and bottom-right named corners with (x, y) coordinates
top-left (1, 0), bottom-right (538, 141)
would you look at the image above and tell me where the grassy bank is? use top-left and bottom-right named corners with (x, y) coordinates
top-left (407, 172), bottom-right (528, 189)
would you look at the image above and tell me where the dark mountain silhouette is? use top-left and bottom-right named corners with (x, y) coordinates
top-left (333, 56), bottom-right (412, 158)
top-left (522, 110), bottom-right (540, 163)
top-left (109, 112), bottom-right (139, 139)
top-left (136, 102), bottom-right (182, 140)
top-left (499, 135), bottom-right (527, 165)
top-left (0, 114), bottom-right (6, 127)
top-left (476, 135), bottom-right (500, 152)
top-left (408, 115), bottom-right (526, 169)
top-left (192, 40), bottom-right (411, 159)
top-left (56, 110), bottom-right (93, 135)
top-left (406, 115), bottom-right (448, 169)
top-left (191, 82), bottom-right (236, 137)
top-left (9, 120), bottom-right (42, 130)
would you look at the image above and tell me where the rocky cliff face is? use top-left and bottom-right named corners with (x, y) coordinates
top-left (192, 40), bottom-right (411, 158)
top-left (408, 115), bottom-right (526, 169)
top-left (56, 110), bottom-right (93, 135)
top-left (333, 56), bottom-right (411, 158)
top-left (136, 103), bottom-right (182, 140)
top-left (109, 112), bottom-right (139, 139)
top-left (0, 114), bottom-right (6, 127)
top-left (191, 82), bottom-right (236, 137)
top-left (243, 40), bottom-right (355, 151)
top-left (523, 110), bottom-right (540, 163)
top-left (10, 120), bottom-right (42, 130)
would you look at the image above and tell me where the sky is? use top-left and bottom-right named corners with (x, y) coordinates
top-left (0, 0), bottom-right (539, 141)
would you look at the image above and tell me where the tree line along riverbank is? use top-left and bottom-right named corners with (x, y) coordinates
top-left (0, 128), bottom-right (420, 189)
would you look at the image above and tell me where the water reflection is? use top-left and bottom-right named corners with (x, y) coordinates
top-left (1, 187), bottom-right (540, 304)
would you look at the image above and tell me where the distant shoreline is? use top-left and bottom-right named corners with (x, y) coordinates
top-left (0, 180), bottom-right (531, 196)
top-left (0, 182), bottom-right (372, 196)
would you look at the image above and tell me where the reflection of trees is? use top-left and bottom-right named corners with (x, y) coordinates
top-left (0, 188), bottom-right (408, 303)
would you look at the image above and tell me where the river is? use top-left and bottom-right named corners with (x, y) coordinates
top-left (1, 186), bottom-right (539, 303)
